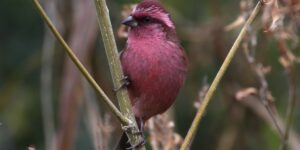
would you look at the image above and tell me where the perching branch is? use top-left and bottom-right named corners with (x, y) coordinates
top-left (32, 0), bottom-right (129, 125)
top-left (180, 1), bottom-right (263, 149)
top-left (92, 0), bottom-right (144, 148)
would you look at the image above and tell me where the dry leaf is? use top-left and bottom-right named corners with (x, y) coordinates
top-left (235, 87), bottom-right (258, 100)
top-left (225, 16), bottom-right (246, 31)
top-left (27, 146), bottom-right (36, 150)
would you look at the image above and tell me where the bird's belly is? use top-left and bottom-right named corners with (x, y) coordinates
top-left (121, 43), bottom-right (186, 121)
top-left (128, 62), bottom-right (183, 120)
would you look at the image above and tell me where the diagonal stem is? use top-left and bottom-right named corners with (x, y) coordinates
top-left (32, 0), bottom-right (130, 125)
top-left (180, 1), bottom-right (263, 149)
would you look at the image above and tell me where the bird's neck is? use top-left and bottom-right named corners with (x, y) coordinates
top-left (128, 24), bottom-right (167, 41)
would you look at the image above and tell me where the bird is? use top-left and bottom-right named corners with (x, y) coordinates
top-left (116, 0), bottom-right (188, 149)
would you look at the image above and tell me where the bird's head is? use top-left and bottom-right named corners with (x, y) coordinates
top-left (122, 0), bottom-right (176, 39)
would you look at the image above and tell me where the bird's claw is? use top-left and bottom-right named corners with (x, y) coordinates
top-left (122, 124), bottom-right (145, 149)
top-left (122, 124), bottom-right (143, 136)
top-left (114, 76), bottom-right (130, 92)
top-left (125, 138), bottom-right (146, 150)
top-left (122, 124), bottom-right (135, 132)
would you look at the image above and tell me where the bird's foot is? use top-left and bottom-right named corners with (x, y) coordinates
top-left (122, 124), bottom-right (143, 136)
top-left (114, 76), bottom-right (130, 92)
top-left (125, 138), bottom-right (146, 150)
top-left (122, 124), bottom-right (135, 132)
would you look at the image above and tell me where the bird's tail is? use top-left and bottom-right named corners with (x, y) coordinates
top-left (114, 132), bottom-right (131, 150)
top-left (115, 118), bottom-right (144, 150)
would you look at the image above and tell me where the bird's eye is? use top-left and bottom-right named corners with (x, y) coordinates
top-left (143, 16), bottom-right (152, 23)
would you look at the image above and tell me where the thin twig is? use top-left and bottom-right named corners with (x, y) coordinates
top-left (249, 60), bottom-right (284, 137)
top-left (281, 69), bottom-right (297, 150)
top-left (279, 40), bottom-right (298, 150)
top-left (180, 1), bottom-right (263, 149)
top-left (258, 67), bottom-right (284, 137)
top-left (93, 0), bottom-right (143, 148)
top-left (241, 17), bottom-right (282, 136)
top-left (32, 0), bottom-right (129, 125)
top-left (232, 83), bottom-right (300, 150)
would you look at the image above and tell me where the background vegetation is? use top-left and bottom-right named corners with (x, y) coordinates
top-left (0, 0), bottom-right (299, 149)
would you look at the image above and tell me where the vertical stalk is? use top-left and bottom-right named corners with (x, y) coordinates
top-left (93, 0), bottom-right (144, 148)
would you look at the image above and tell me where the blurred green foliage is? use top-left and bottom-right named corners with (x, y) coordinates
top-left (0, 0), bottom-right (299, 150)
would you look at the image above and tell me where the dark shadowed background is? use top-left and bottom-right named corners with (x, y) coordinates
top-left (0, 0), bottom-right (300, 149)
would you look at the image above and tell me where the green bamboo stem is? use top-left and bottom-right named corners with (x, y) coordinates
top-left (93, 0), bottom-right (144, 149)
top-left (180, 1), bottom-right (263, 149)
top-left (32, 0), bottom-right (130, 125)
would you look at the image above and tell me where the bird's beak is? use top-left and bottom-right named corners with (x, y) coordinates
top-left (122, 16), bottom-right (138, 27)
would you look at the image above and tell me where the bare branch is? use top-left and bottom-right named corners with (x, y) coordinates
top-left (32, 0), bottom-right (129, 125)
top-left (180, 1), bottom-right (263, 149)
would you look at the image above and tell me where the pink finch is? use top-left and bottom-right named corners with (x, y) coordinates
top-left (116, 0), bottom-right (188, 149)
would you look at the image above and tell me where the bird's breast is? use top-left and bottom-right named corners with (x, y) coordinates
top-left (121, 41), bottom-right (187, 120)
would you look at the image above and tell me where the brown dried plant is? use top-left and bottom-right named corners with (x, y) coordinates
top-left (194, 78), bottom-right (210, 109)
top-left (147, 114), bottom-right (183, 150)
top-left (227, 0), bottom-right (300, 149)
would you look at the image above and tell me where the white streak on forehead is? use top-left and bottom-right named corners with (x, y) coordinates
top-left (133, 5), bottom-right (174, 29)
top-left (132, 4), bottom-right (138, 13)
